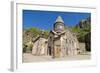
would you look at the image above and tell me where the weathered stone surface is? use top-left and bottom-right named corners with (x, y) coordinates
top-left (32, 37), bottom-right (48, 55)
top-left (48, 16), bottom-right (79, 58)
top-left (32, 16), bottom-right (80, 58)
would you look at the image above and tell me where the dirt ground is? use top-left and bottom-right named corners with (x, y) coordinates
top-left (22, 53), bottom-right (91, 63)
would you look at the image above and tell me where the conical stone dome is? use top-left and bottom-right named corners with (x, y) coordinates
top-left (55, 16), bottom-right (64, 23)
top-left (54, 16), bottom-right (65, 32)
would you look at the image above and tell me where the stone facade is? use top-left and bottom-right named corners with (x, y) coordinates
top-left (48, 16), bottom-right (79, 58)
top-left (32, 35), bottom-right (48, 55)
top-left (32, 16), bottom-right (79, 58)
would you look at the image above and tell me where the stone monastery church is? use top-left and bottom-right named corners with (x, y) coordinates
top-left (32, 16), bottom-right (79, 58)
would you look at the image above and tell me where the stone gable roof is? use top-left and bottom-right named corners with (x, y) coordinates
top-left (50, 30), bottom-right (66, 37)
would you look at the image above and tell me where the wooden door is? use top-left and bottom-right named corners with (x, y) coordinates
top-left (55, 46), bottom-right (61, 58)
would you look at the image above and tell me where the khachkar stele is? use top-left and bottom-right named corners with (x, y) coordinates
top-left (48, 16), bottom-right (79, 58)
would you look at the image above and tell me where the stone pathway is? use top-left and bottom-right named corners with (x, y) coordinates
top-left (22, 53), bottom-right (91, 63)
